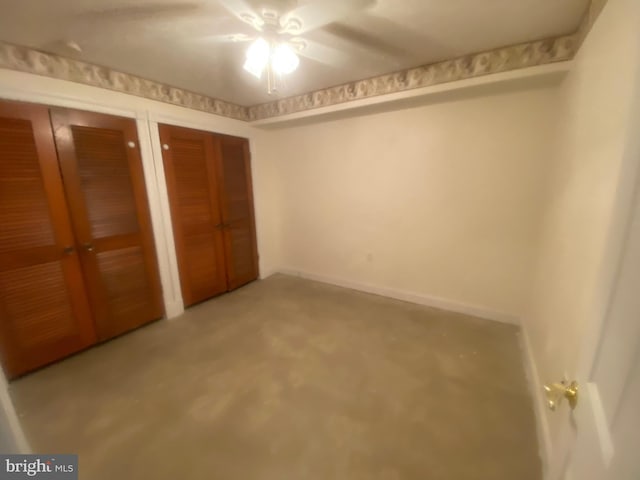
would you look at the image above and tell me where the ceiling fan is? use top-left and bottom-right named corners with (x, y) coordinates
top-left (43, 0), bottom-right (379, 96)
top-left (214, 0), bottom-right (375, 94)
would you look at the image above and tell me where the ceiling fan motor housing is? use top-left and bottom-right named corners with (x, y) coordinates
top-left (261, 8), bottom-right (279, 23)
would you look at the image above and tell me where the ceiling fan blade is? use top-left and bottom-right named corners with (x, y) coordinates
top-left (189, 33), bottom-right (255, 44)
top-left (295, 39), bottom-right (350, 67)
top-left (217, 0), bottom-right (264, 30)
top-left (308, 26), bottom-right (404, 69)
top-left (280, 0), bottom-right (374, 34)
top-left (323, 22), bottom-right (409, 60)
top-left (77, 3), bottom-right (202, 22)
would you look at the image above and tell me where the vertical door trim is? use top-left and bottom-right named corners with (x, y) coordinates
top-left (146, 121), bottom-right (185, 316)
top-left (140, 119), bottom-right (184, 318)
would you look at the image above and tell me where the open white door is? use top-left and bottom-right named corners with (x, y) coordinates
top-left (548, 183), bottom-right (640, 479)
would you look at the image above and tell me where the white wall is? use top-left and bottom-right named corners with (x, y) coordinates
top-left (524, 0), bottom-right (640, 454)
top-left (250, 133), bottom-right (286, 279)
top-left (254, 85), bottom-right (561, 320)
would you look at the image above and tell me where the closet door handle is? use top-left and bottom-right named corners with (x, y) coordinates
top-left (82, 242), bottom-right (94, 252)
top-left (62, 246), bottom-right (75, 255)
top-left (215, 223), bottom-right (223, 229)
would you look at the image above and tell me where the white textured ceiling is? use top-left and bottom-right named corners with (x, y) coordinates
top-left (0, 0), bottom-right (589, 106)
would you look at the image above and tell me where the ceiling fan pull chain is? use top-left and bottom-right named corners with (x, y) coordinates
top-left (267, 65), bottom-right (275, 95)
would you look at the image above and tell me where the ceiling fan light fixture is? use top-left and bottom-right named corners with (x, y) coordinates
top-left (240, 12), bottom-right (264, 29)
top-left (243, 37), bottom-right (269, 79)
top-left (281, 17), bottom-right (303, 34)
top-left (229, 33), bottom-right (251, 43)
top-left (271, 43), bottom-right (299, 75)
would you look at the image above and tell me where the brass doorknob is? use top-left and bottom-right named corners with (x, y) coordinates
top-left (544, 380), bottom-right (579, 411)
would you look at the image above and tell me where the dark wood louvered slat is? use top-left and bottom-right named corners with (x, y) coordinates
top-left (73, 126), bottom-right (140, 239)
top-left (95, 246), bottom-right (159, 336)
top-left (51, 108), bottom-right (164, 341)
top-left (225, 222), bottom-right (256, 284)
top-left (0, 119), bottom-right (55, 253)
top-left (183, 232), bottom-right (225, 302)
top-left (0, 101), bottom-right (96, 378)
top-left (158, 125), bottom-right (227, 306)
top-left (215, 135), bottom-right (259, 291)
top-left (0, 262), bottom-right (77, 348)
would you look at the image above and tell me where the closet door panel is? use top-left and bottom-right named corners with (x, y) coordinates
top-left (224, 221), bottom-right (257, 286)
top-left (215, 135), bottom-right (258, 290)
top-left (73, 125), bottom-right (140, 239)
top-left (0, 101), bottom-right (96, 378)
top-left (51, 109), bottom-right (163, 340)
top-left (158, 124), bottom-right (227, 306)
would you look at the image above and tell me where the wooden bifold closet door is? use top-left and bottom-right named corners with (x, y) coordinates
top-left (0, 100), bottom-right (163, 378)
top-left (158, 125), bottom-right (227, 306)
top-left (159, 125), bottom-right (258, 307)
top-left (0, 102), bottom-right (96, 377)
top-left (51, 108), bottom-right (164, 341)
top-left (215, 134), bottom-right (259, 290)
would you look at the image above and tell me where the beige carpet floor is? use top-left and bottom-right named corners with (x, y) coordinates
top-left (10, 274), bottom-right (541, 480)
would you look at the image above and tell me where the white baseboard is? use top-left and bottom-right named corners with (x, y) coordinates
top-left (275, 267), bottom-right (549, 472)
top-left (164, 300), bottom-right (185, 320)
top-left (259, 266), bottom-right (280, 280)
top-left (272, 267), bottom-right (552, 471)
top-left (276, 268), bottom-right (520, 325)
top-left (519, 323), bottom-right (552, 477)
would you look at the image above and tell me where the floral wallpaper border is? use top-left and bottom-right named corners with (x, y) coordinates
top-left (248, 34), bottom-right (577, 121)
top-left (248, 0), bottom-right (609, 121)
top-left (0, 42), bottom-right (250, 121)
top-left (0, 0), bottom-right (608, 122)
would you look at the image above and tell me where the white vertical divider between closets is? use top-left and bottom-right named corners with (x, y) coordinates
top-left (135, 115), bottom-right (185, 319)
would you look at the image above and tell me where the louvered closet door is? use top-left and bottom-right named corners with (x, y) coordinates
top-left (158, 124), bottom-right (227, 306)
top-left (0, 101), bottom-right (96, 378)
top-left (214, 135), bottom-right (259, 290)
top-left (50, 109), bottom-right (163, 341)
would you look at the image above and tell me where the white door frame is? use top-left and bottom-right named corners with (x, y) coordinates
top-left (548, 41), bottom-right (640, 479)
